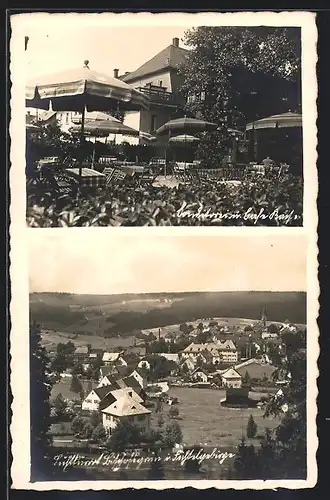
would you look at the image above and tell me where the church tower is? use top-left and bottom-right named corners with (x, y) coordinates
top-left (261, 307), bottom-right (267, 329)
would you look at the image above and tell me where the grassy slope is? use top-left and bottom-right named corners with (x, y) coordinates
top-left (30, 291), bottom-right (306, 336)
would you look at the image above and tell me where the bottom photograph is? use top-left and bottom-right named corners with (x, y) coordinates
top-left (25, 232), bottom-right (310, 486)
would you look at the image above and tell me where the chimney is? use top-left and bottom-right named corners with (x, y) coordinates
top-left (172, 37), bottom-right (179, 47)
top-left (113, 68), bottom-right (119, 78)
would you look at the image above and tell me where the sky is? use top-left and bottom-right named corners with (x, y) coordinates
top-left (25, 22), bottom-right (191, 80)
top-left (28, 232), bottom-right (307, 294)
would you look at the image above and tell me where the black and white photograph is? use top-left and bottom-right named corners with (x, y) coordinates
top-left (9, 11), bottom-right (318, 493)
top-left (18, 13), bottom-right (316, 227)
top-left (10, 230), bottom-right (317, 489)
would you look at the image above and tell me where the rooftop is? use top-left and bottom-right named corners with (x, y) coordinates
top-left (101, 394), bottom-right (151, 417)
top-left (122, 39), bottom-right (189, 83)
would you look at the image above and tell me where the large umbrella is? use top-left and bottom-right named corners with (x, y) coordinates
top-left (26, 61), bottom-right (150, 177)
top-left (69, 117), bottom-right (139, 167)
top-left (246, 112), bottom-right (302, 131)
top-left (156, 116), bottom-right (218, 135)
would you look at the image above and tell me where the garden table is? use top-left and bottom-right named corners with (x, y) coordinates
top-left (66, 168), bottom-right (106, 188)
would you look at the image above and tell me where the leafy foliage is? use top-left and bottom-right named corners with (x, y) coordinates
top-left (179, 27), bottom-right (301, 167)
top-left (29, 321), bottom-right (54, 479)
top-left (246, 414), bottom-right (257, 438)
top-left (27, 172), bottom-right (303, 228)
top-left (163, 422), bottom-right (183, 447)
top-left (70, 374), bottom-right (83, 394)
top-left (106, 420), bottom-right (142, 452)
top-left (168, 406), bottom-right (180, 419)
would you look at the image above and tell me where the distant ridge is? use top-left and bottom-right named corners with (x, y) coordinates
top-left (29, 291), bottom-right (306, 336)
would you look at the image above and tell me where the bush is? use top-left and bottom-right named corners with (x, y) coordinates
top-left (246, 414), bottom-right (258, 439)
top-left (91, 424), bottom-right (106, 443)
top-left (163, 422), bottom-right (183, 447)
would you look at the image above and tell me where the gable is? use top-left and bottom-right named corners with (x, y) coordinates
top-left (122, 45), bottom-right (189, 83)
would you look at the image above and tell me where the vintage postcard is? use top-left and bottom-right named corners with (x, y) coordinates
top-left (9, 10), bottom-right (318, 492)
top-left (10, 231), bottom-right (318, 489)
top-left (11, 10), bottom-right (316, 227)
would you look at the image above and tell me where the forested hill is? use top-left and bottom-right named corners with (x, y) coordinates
top-left (29, 291), bottom-right (306, 335)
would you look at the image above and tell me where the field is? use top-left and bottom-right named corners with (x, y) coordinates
top-left (154, 387), bottom-right (280, 449)
top-left (51, 377), bottom-right (94, 400)
top-left (41, 329), bottom-right (137, 352)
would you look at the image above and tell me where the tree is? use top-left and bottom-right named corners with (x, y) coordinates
top-left (30, 321), bottom-right (54, 479)
top-left (82, 422), bottom-right (94, 439)
top-left (53, 393), bottom-right (67, 418)
top-left (179, 323), bottom-right (190, 335)
top-left (268, 323), bottom-right (279, 334)
top-left (179, 27), bottom-right (301, 167)
top-left (70, 374), bottom-right (83, 394)
top-left (246, 414), bottom-right (258, 438)
top-left (157, 414), bottom-right (164, 428)
top-left (89, 411), bottom-right (102, 428)
top-left (107, 420), bottom-right (141, 452)
top-left (168, 406), bottom-right (180, 419)
top-left (163, 422), bottom-right (183, 447)
top-left (242, 370), bottom-right (251, 386)
top-left (71, 415), bottom-right (85, 436)
top-left (51, 341), bottom-right (75, 374)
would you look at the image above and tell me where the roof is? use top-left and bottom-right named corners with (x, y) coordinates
top-left (75, 346), bottom-right (89, 355)
top-left (38, 110), bottom-right (57, 122)
top-left (158, 353), bottom-right (180, 363)
top-left (221, 368), bottom-right (242, 379)
top-left (93, 385), bottom-right (116, 400)
top-left (101, 394), bottom-right (151, 417)
top-left (234, 358), bottom-right (262, 370)
top-left (182, 343), bottom-right (206, 353)
top-left (110, 387), bottom-right (143, 403)
top-left (122, 43), bottom-right (189, 83)
top-left (192, 367), bottom-right (208, 375)
top-left (102, 352), bottom-right (122, 362)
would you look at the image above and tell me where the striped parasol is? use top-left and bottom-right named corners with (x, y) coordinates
top-left (246, 112), bottom-right (302, 131)
top-left (156, 116), bottom-right (217, 135)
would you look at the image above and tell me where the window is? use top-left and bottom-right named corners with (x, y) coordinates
top-left (93, 400), bottom-right (99, 404)
top-left (66, 113), bottom-right (69, 124)
top-left (159, 80), bottom-right (163, 87)
top-left (150, 115), bottom-right (156, 132)
top-left (137, 415), bottom-right (145, 422)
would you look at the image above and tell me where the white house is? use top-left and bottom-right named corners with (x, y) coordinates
top-left (102, 394), bottom-right (151, 435)
top-left (181, 343), bottom-right (207, 361)
top-left (82, 385), bottom-right (114, 412)
top-left (180, 357), bottom-right (196, 372)
top-left (221, 368), bottom-right (242, 388)
top-left (158, 353), bottom-right (180, 364)
top-left (261, 331), bottom-right (279, 340)
top-left (102, 352), bottom-right (123, 365)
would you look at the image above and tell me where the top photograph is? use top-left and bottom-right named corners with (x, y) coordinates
top-left (24, 19), bottom-right (307, 227)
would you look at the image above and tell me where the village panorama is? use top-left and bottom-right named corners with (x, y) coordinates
top-left (30, 290), bottom-right (307, 481)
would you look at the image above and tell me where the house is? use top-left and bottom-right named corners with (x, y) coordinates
top-left (220, 387), bottom-right (259, 408)
top-left (125, 345), bottom-right (147, 358)
top-left (102, 352), bottom-right (123, 365)
top-left (235, 358), bottom-right (276, 381)
top-left (191, 368), bottom-right (209, 383)
top-left (118, 37), bottom-right (189, 145)
top-left (261, 331), bottom-right (279, 340)
top-left (102, 394), bottom-right (151, 435)
top-left (221, 368), bottom-right (242, 388)
top-left (181, 343), bottom-right (207, 361)
top-left (116, 376), bottom-right (147, 401)
top-left (74, 345), bottom-right (90, 361)
top-left (97, 372), bottom-right (119, 388)
top-left (180, 357), bottom-right (196, 372)
top-left (37, 109), bottom-right (57, 127)
top-left (157, 353), bottom-right (180, 364)
top-left (215, 340), bottom-right (238, 365)
top-left (82, 385), bottom-right (115, 412)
